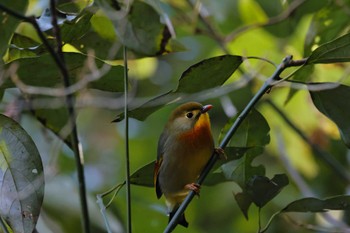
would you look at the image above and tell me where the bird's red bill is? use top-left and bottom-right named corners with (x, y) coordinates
top-left (200, 104), bottom-right (213, 113)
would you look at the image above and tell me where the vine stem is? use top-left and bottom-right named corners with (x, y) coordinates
top-left (164, 55), bottom-right (306, 233)
top-left (123, 45), bottom-right (132, 233)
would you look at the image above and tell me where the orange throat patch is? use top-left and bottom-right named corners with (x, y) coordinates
top-left (178, 114), bottom-right (212, 147)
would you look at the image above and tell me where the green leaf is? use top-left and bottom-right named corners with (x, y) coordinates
top-left (68, 10), bottom-right (121, 60)
top-left (285, 65), bottom-right (314, 104)
top-left (59, 8), bottom-right (94, 44)
top-left (304, 2), bottom-right (349, 56)
top-left (307, 32), bottom-right (350, 64)
top-left (219, 147), bottom-right (265, 188)
top-left (261, 195), bottom-right (350, 233)
top-left (31, 98), bottom-right (73, 148)
top-left (0, 1), bottom-right (28, 58)
top-left (176, 55), bottom-right (243, 93)
top-left (57, 0), bottom-right (93, 13)
top-left (0, 114), bottom-right (44, 233)
top-left (246, 174), bottom-right (289, 208)
top-left (219, 108), bottom-right (270, 147)
top-left (130, 161), bottom-right (155, 188)
top-left (204, 147), bottom-right (252, 186)
top-left (309, 83), bottom-right (350, 148)
top-left (7, 34), bottom-right (45, 61)
top-left (116, 55), bottom-right (243, 121)
top-left (2, 52), bottom-right (124, 92)
top-left (234, 192), bottom-right (252, 219)
top-left (235, 174), bottom-right (288, 219)
top-left (282, 195), bottom-right (350, 212)
top-left (98, 0), bottom-right (181, 56)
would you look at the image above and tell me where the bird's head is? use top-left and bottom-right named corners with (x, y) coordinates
top-left (166, 102), bottom-right (212, 134)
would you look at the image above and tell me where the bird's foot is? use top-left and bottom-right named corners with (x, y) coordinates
top-left (185, 183), bottom-right (201, 196)
top-left (215, 147), bottom-right (227, 160)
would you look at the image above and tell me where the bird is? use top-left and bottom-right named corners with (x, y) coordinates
top-left (154, 102), bottom-right (215, 228)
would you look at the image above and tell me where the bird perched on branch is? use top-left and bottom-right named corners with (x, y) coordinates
top-left (154, 102), bottom-right (214, 227)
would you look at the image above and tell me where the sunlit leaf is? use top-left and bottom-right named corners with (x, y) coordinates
top-left (309, 83), bottom-right (350, 148)
top-left (304, 2), bottom-right (349, 56)
top-left (219, 108), bottom-right (270, 147)
top-left (116, 55), bottom-right (243, 121)
top-left (0, 114), bottom-right (44, 233)
top-left (57, 0), bottom-right (94, 13)
top-left (7, 34), bottom-right (45, 61)
top-left (0, 1), bottom-right (28, 58)
top-left (307, 32), bottom-right (350, 64)
top-left (69, 10), bottom-right (121, 60)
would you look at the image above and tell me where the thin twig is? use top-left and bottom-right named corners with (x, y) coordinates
top-left (185, 0), bottom-right (228, 53)
top-left (225, 0), bottom-right (307, 43)
top-left (123, 45), bottom-right (132, 233)
top-left (164, 56), bottom-right (300, 233)
top-left (49, 1), bottom-right (90, 232)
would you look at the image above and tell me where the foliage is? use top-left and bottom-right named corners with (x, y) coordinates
top-left (1, 0), bottom-right (350, 233)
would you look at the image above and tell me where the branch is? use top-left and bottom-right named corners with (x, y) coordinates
top-left (164, 55), bottom-right (306, 232)
top-left (49, 1), bottom-right (90, 232)
top-left (185, 0), bottom-right (228, 53)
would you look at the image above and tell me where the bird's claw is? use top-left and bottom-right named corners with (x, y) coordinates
top-left (185, 183), bottom-right (201, 196)
top-left (215, 147), bottom-right (227, 160)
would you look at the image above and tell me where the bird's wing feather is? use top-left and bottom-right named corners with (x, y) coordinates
top-left (154, 131), bottom-right (168, 198)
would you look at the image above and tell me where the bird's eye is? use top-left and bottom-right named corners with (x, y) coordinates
top-left (186, 112), bottom-right (194, 118)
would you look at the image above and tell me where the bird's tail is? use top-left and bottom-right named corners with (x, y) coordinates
top-left (169, 209), bottom-right (189, 228)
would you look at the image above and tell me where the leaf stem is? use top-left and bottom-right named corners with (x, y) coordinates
top-left (164, 55), bottom-right (297, 233)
